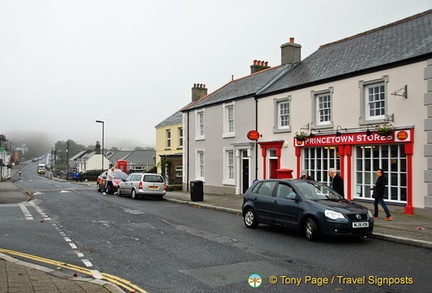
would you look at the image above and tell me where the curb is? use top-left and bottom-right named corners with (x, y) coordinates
top-left (166, 198), bottom-right (242, 215)
top-left (370, 233), bottom-right (432, 249)
top-left (0, 252), bottom-right (124, 293)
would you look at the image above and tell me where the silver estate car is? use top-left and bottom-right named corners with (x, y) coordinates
top-left (117, 173), bottom-right (166, 200)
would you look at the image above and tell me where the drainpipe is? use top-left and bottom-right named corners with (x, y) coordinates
top-left (254, 96), bottom-right (258, 180)
top-left (186, 112), bottom-right (190, 191)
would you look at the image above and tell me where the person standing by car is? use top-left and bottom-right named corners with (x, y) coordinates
top-left (103, 166), bottom-right (115, 195)
top-left (299, 169), bottom-right (314, 180)
top-left (372, 169), bottom-right (393, 220)
top-left (328, 168), bottom-right (344, 197)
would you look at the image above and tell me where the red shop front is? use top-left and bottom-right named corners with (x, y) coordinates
top-left (294, 129), bottom-right (414, 215)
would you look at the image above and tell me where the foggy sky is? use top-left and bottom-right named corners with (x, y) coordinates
top-left (1, 0), bottom-right (431, 149)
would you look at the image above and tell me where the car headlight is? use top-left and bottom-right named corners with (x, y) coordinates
top-left (325, 209), bottom-right (345, 220)
top-left (368, 210), bottom-right (374, 218)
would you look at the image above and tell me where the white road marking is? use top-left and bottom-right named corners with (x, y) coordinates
top-left (30, 200), bottom-right (94, 268)
top-left (19, 203), bottom-right (34, 220)
top-left (90, 269), bottom-right (103, 279)
top-left (82, 259), bottom-right (93, 267)
top-left (29, 201), bottom-right (51, 221)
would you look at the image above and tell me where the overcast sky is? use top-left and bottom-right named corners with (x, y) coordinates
top-left (1, 0), bottom-right (431, 149)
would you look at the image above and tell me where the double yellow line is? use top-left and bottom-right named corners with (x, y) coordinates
top-left (0, 248), bottom-right (147, 293)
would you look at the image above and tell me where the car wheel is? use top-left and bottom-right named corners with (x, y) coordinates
top-left (243, 208), bottom-right (259, 228)
top-left (131, 189), bottom-right (138, 200)
top-left (304, 218), bottom-right (319, 241)
top-left (117, 188), bottom-right (122, 197)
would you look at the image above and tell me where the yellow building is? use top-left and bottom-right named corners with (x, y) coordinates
top-left (155, 84), bottom-right (208, 186)
top-left (155, 111), bottom-right (183, 185)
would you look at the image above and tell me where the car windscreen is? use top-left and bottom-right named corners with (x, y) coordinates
top-left (143, 175), bottom-right (164, 183)
top-left (113, 172), bottom-right (128, 180)
top-left (295, 181), bottom-right (343, 201)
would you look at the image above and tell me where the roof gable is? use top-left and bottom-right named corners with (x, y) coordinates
top-left (155, 110), bottom-right (182, 128)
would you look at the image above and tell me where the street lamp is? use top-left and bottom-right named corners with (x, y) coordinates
top-left (96, 120), bottom-right (105, 171)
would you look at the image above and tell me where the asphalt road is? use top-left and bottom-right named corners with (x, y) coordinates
top-left (1, 163), bottom-right (431, 292)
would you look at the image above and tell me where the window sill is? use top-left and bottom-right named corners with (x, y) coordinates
top-left (273, 128), bottom-right (290, 134)
top-left (223, 133), bottom-right (235, 139)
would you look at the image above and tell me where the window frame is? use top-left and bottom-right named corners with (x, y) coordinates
top-left (165, 129), bottom-right (171, 149)
top-left (223, 148), bottom-right (235, 185)
top-left (223, 102), bottom-right (235, 138)
top-left (358, 76), bottom-right (390, 125)
top-left (273, 96), bottom-right (292, 133)
top-left (195, 109), bottom-right (205, 140)
top-left (178, 127), bottom-right (183, 149)
top-left (311, 87), bottom-right (334, 129)
top-left (195, 149), bottom-right (205, 180)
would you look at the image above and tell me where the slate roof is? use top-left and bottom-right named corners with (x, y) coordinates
top-left (182, 63), bottom-right (292, 112)
top-left (69, 150), bottom-right (92, 161)
top-left (258, 10), bottom-right (432, 96)
top-left (107, 150), bottom-right (132, 162)
top-left (155, 110), bottom-right (182, 128)
top-left (123, 150), bottom-right (155, 164)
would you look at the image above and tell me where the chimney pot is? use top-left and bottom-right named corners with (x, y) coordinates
top-left (191, 83), bottom-right (208, 102)
top-left (290, 37), bottom-right (295, 43)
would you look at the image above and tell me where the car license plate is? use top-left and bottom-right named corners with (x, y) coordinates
top-left (353, 222), bottom-right (369, 228)
top-left (149, 186), bottom-right (159, 189)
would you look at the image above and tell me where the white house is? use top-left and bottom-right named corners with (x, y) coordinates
top-left (182, 61), bottom-right (291, 194)
top-left (70, 150), bottom-right (110, 172)
top-left (181, 10), bottom-right (432, 216)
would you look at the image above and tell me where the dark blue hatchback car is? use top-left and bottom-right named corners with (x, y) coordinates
top-left (242, 179), bottom-right (374, 241)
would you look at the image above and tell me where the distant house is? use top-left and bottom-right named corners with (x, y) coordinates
top-left (107, 150), bottom-right (156, 173)
top-left (155, 84), bottom-right (208, 184)
top-left (0, 134), bottom-right (11, 180)
top-left (69, 150), bottom-right (109, 172)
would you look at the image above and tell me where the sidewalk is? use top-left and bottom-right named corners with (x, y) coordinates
top-left (1, 166), bottom-right (432, 292)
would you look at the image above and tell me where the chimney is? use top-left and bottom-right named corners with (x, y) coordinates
top-left (191, 83), bottom-right (208, 102)
top-left (250, 60), bottom-right (270, 74)
top-left (281, 37), bottom-right (301, 65)
top-left (95, 141), bottom-right (101, 154)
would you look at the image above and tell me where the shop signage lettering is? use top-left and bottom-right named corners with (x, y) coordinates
top-left (295, 129), bottom-right (413, 147)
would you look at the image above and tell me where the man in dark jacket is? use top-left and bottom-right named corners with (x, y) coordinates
top-left (372, 169), bottom-right (392, 220)
top-left (328, 168), bottom-right (344, 197)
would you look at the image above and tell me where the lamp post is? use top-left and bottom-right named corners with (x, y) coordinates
top-left (96, 120), bottom-right (105, 171)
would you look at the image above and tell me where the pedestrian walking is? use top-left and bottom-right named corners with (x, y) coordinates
top-left (328, 168), bottom-right (344, 197)
top-left (103, 166), bottom-right (115, 195)
top-left (372, 169), bottom-right (393, 220)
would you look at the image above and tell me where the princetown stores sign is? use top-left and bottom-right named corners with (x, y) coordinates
top-left (294, 129), bottom-right (413, 147)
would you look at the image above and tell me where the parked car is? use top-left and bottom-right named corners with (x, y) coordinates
top-left (97, 169), bottom-right (128, 194)
top-left (117, 173), bottom-right (166, 200)
top-left (242, 179), bottom-right (374, 241)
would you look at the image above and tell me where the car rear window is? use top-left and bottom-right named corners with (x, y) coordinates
top-left (252, 181), bottom-right (276, 196)
top-left (143, 175), bottom-right (164, 183)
